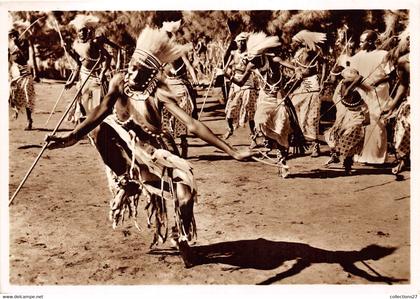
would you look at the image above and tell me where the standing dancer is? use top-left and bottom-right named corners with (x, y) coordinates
top-left (65, 14), bottom-right (112, 124)
top-left (160, 20), bottom-right (199, 158)
top-left (46, 27), bottom-right (254, 267)
top-left (381, 29), bottom-right (410, 175)
top-left (8, 23), bottom-right (36, 131)
top-left (289, 30), bottom-right (327, 157)
top-left (350, 30), bottom-right (393, 165)
top-left (223, 32), bottom-right (258, 142)
top-left (324, 68), bottom-right (370, 175)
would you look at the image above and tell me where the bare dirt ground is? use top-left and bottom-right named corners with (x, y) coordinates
top-left (6, 80), bottom-right (410, 286)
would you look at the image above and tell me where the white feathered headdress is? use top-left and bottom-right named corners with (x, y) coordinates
top-left (292, 30), bottom-right (326, 51)
top-left (161, 20), bottom-right (182, 33)
top-left (234, 32), bottom-right (250, 42)
top-left (132, 26), bottom-right (190, 69)
top-left (70, 14), bottom-right (99, 30)
top-left (246, 32), bottom-right (281, 58)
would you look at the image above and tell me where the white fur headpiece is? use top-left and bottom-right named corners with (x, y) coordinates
top-left (246, 32), bottom-right (281, 57)
top-left (292, 30), bottom-right (326, 51)
top-left (70, 14), bottom-right (99, 30)
top-left (161, 20), bottom-right (182, 33)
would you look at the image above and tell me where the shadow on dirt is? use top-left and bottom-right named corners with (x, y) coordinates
top-left (17, 144), bottom-right (43, 149)
top-left (289, 167), bottom-right (398, 179)
top-left (31, 128), bottom-right (73, 132)
top-left (183, 238), bottom-right (406, 285)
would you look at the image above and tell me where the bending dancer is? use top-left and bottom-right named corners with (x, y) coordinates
top-left (65, 14), bottom-right (112, 124)
top-left (289, 30), bottom-right (326, 157)
top-left (46, 27), bottom-right (254, 267)
top-left (324, 68), bottom-right (370, 175)
top-left (8, 25), bottom-right (36, 131)
top-left (221, 32), bottom-right (306, 177)
top-left (223, 32), bottom-right (258, 142)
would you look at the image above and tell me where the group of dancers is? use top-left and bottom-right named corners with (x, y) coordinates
top-left (8, 14), bottom-right (410, 267)
top-left (220, 28), bottom-right (410, 177)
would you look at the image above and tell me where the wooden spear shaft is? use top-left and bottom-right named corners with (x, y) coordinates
top-left (44, 74), bottom-right (73, 126)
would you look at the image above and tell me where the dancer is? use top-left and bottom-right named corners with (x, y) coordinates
top-left (381, 29), bottom-right (410, 174)
top-left (289, 30), bottom-right (327, 157)
top-left (65, 14), bottom-right (112, 124)
top-left (223, 32), bottom-right (258, 142)
top-left (161, 20), bottom-right (199, 158)
top-left (46, 27), bottom-right (254, 267)
top-left (8, 23), bottom-right (36, 131)
top-left (349, 30), bottom-right (393, 164)
top-left (324, 68), bottom-right (370, 175)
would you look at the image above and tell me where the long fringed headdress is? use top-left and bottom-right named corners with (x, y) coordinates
top-left (246, 32), bottom-right (281, 58)
top-left (292, 30), bottom-right (326, 51)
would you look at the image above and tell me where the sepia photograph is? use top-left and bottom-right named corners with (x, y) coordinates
top-left (1, 1), bottom-right (419, 298)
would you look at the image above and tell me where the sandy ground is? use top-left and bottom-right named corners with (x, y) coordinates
top-left (6, 80), bottom-right (410, 286)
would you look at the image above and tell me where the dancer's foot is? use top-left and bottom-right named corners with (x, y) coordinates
top-left (343, 157), bottom-right (353, 176)
top-left (24, 121), bottom-right (33, 131)
top-left (277, 157), bottom-right (290, 178)
top-left (178, 240), bottom-right (196, 268)
top-left (180, 139), bottom-right (188, 159)
top-left (223, 130), bottom-right (233, 140)
top-left (325, 153), bottom-right (340, 165)
top-left (392, 159), bottom-right (405, 175)
top-left (310, 142), bottom-right (320, 157)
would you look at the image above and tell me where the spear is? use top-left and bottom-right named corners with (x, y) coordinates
top-left (44, 74), bottom-right (73, 126)
top-left (9, 58), bottom-right (102, 206)
top-left (198, 35), bottom-right (232, 120)
top-left (197, 69), bottom-right (218, 120)
top-left (17, 15), bottom-right (47, 40)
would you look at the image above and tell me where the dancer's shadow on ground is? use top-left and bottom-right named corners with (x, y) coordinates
top-left (189, 154), bottom-right (237, 161)
top-left (31, 128), bottom-right (73, 132)
top-left (181, 238), bottom-right (405, 285)
top-left (289, 167), bottom-right (396, 179)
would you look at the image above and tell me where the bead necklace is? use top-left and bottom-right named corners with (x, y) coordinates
top-left (123, 73), bottom-right (158, 101)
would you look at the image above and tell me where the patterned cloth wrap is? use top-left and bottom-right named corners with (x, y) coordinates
top-left (393, 100), bottom-right (410, 158)
top-left (161, 77), bottom-right (194, 137)
top-left (225, 51), bottom-right (258, 128)
top-left (290, 74), bottom-right (321, 141)
top-left (9, 64), bottom-right (35, 112)
top-left (325, 83), bottom-right (368, 157)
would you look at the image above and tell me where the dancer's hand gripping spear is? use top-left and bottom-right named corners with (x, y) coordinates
top-left (9, 58), bottom-right (102, 206)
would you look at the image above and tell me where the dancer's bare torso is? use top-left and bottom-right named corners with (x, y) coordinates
top-left (73, 39), bottom-right (103, 69)
top-left (110, 73), bottom-right (164, 134)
